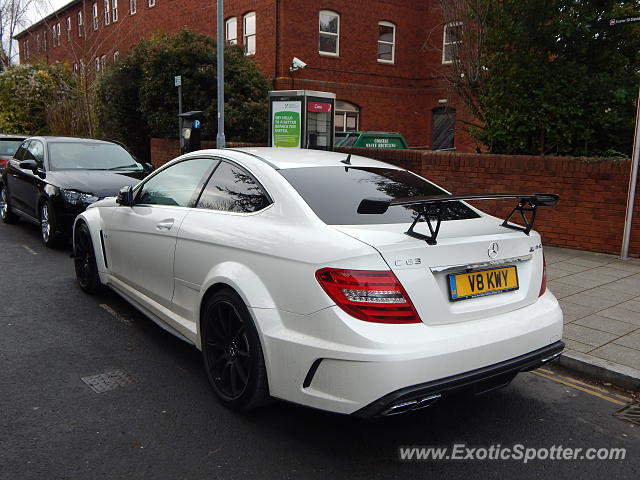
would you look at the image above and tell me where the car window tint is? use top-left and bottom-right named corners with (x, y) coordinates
top-left (196, 161), bottom-right (271, 213)
top-left (22, 141), bottom-right (45, 168)
top-left (0, 140), bottom-right (24, 156)
top-left (13, 141), bottom-right (29, 160)
top-left (137, 158), bottom-right (214, 207)
top-left (279, 166), bottom-right (480, 225)
top-left (48, 142), bottom-right (141, 171)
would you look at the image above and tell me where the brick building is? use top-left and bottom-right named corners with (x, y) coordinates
top-left (15, 0), bottom-right (476, 150)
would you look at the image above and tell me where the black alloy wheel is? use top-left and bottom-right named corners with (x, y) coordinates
top-left (0, 185), bottom-right (19, 224)
top-left (202, 289), bottom-right (269, 410)
top-left (74, 222), bottom-right (102, 293)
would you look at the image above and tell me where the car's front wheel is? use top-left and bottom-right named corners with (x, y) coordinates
top-left (40, 200), bottom-right (62, 248)
top-left (201, 288), bottom-right (270, 411)
top-left (0, 185), bottom-right (19, 224)
top-left (74, 222), bottom-right (102, 294)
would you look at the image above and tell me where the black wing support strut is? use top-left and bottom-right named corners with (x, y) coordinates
top-left (357, 193), bottom-right (559, 245)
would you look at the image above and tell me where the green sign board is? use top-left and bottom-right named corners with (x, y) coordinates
top-left (272, 101), bottom-right (302, 148)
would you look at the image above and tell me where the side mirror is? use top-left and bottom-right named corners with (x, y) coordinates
top-left (19, 159), bottom-right (38, 172)
top-left (116, 185), bottom-right (134, 206)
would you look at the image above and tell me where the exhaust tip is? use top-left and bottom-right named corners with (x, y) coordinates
top-left (381, 394), bottom-right (442, 416)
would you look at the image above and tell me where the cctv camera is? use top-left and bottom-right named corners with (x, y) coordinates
top-left (290, 57), bottom-right (307, 72)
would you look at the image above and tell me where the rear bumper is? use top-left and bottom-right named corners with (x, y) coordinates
top-left (352, 340), bottom-right (564, 418)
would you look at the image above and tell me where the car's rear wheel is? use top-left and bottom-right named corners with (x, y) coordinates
top-left (40, 200), bottom-right (61, 248)
top-left (201, 288), bottom-right (269, 411)
top-left (0, 185), bottom-right (19, 224)
top-left (74, 222), bottom-right (102, 294)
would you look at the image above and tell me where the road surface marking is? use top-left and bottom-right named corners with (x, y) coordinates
top-left (22, 245), bottom-right (37, 255)
top-left (99, 304), bottom-right (133, 325)
top-left (531, 370), bottom-right (627, 406)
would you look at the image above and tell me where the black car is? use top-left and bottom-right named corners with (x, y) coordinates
top-left (0, 134), bottom-right (27, 177)
top-left (0, 137), bottom-right (150, 247)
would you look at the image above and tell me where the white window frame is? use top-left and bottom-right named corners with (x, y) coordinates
top-left (36, 34), bottom-right (41, 52)
top-left (114, 50), bottom-right (120, 61)
top-left (95, 56), bottom-right (100, 72)
top-left (335, 101), bottom-right (360, 133)
top-left (243, 12), bottom-right (256, 55)
top-left (92, 3), bottom-right (99, 30)
top-left (225, 17), bottom-right (237, 45)
top-left (51, 26), bottom-right (56, 46)
top-left (149, 0), bottom-right (156, 7)
top-left (112, 0), bottom-right (118, 22)
top-left (100, 54), bottom-right (107, 70)
top-left (56, 23), bottom-right (61, 45)
top-left (442, 21), bottom-right (463, 64)
top-left (104, 0), bottom-right (111, 25)
top-left (24, 40), bottom-right (30, 59)
top-left (318, 10), bottom-right (340, 56)
top-left (66, 17), bottom-right (72, 40)
top-left (377, 21), bottom-right (396, 64)
top-left (77, 11), bottom-right (83, 37)
top-left (43, 28), bottom-right (47, 49)
top-left (130, 0), bottom-right (137, 14)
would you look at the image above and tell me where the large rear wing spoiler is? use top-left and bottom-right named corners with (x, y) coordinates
top-left (357, 193), bottom-right (559, 245)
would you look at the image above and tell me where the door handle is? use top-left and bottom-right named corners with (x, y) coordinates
top-left (156, 219), bottom-right (174, 231)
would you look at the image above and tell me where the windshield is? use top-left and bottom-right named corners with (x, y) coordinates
top-left (0, 140), bottom-right (23, 157)
top-left (280, 166), bottom-right (480, 225)
top-left (48, 142), bottom-right (142, 171)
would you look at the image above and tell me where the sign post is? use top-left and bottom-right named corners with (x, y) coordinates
top-left (594, 16), bottom-right (640, 259)
top-left (175, 75), bottom-right (182, 142)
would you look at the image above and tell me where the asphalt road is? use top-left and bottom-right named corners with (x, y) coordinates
top-left (1, 220), bottom-right (639, 480)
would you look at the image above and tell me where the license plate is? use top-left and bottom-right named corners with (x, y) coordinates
top-left (448, 266), bottom-right (519, 301)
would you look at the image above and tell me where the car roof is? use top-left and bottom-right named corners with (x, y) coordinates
top-left (0, 134), bottom-right (28, 140)
top-left (228, 147), bottom-right (402, 170)
top-left (25, 136), bottom-right (116, 144)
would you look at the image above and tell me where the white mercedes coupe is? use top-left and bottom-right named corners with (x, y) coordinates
top-left (73, 147), bottom-right (564, 417)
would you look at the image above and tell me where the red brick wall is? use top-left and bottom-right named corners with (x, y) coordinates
top-left (337, 147), bottom-right (640, 257)
top-left (17, 1), bottom-right (479, 152)
top-left (150, 138), bottom-right (267, 168)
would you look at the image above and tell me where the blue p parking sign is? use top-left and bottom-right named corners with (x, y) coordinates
top-left (193, 120), bottom-right (201, 129)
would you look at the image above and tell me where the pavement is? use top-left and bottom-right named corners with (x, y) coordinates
top-left (546, 246), bottom-right (640, 389)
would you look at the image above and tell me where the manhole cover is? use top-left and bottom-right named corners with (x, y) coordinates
top-left (81, 369), bottom-right (135, 393)
top-left (614, 402), bottom-right (640, 426)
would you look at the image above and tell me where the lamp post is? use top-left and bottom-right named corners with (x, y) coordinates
top-left (216, 0), bottom-right (226, 148)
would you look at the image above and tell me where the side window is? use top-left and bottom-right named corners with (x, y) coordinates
top-left (22, 141), bottom-right (45, 168)
top-left (14, 141), bottom-right (29, 161)
top-left (137, 158), bottom-right (215, 207)
top-left (196, 161), bottom-right (271, 213)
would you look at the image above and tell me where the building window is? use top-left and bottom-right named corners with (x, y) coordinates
top-left (378, 21), bottom-right (395, 63)
top-left (52, 24), bottom-right (61, 47)
top-left (36, 34), bottom-right (41, 52)
top-left (112, 0), bottom-right (118, 22)
top-left (225, 17), bottom-right (237, 45)
top-left (243, 12), bottom-right (256, 55)
top-left (24, 40), bottom-right (30, 59)
top-left (56, 23), bottom-right (61, 45)
top-left (78, 11), bottom-right (83, 36)
top-left (66, 17), bottom-right (72, 39)
top-left (335, 101), bottom-right (360, 133)
top-left (319, 10), bottom-right (339, 56)
top-left (114, 50), bottom-right (120, 61)
top-left (130, 0), bottom-right (137, 14)
top-left (43, 28), bottom-right (47, 50)
top-left (95, 57), bottom-right (100, 72)
top-left (104, 0), bottom-right (111, 25)
top-left (442, 22), bottom-right (462, 64)
top-left (100, 55), bottom-right (107, 70)
top-left (73, 63), bottom-right (78, 73)
top-left (149, 0), bottom-right (156, 7)
top-left (92, 3), bottom-right (99, 30)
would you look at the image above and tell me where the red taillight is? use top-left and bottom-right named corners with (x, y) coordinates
top-left (0, 158), bottom-right (8, 166)
top-left (539, 253), bottom-right (547, 297)
top-left (315, 268), bottom-right (421, 324)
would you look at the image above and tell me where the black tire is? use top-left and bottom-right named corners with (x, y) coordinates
top-left (39, 199), bottom-right (62, 248)
top-left (0, 185), bottom-right (19, 224)
top-left (201, 288), bottom-right (270, 411)
top-left (74, 222), bottom-right (102, 294)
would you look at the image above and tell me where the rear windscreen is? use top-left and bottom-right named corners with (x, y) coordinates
top-left (279, 166), bottom-right (480, 225)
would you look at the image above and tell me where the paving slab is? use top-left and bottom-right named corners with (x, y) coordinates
top-left (548, 247), bottom-right (640, 390)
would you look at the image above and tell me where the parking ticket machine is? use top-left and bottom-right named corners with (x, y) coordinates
top-left (268, 90), bottom-right (336, 150)
top-left (179, 111), bottom-right (203, 154)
